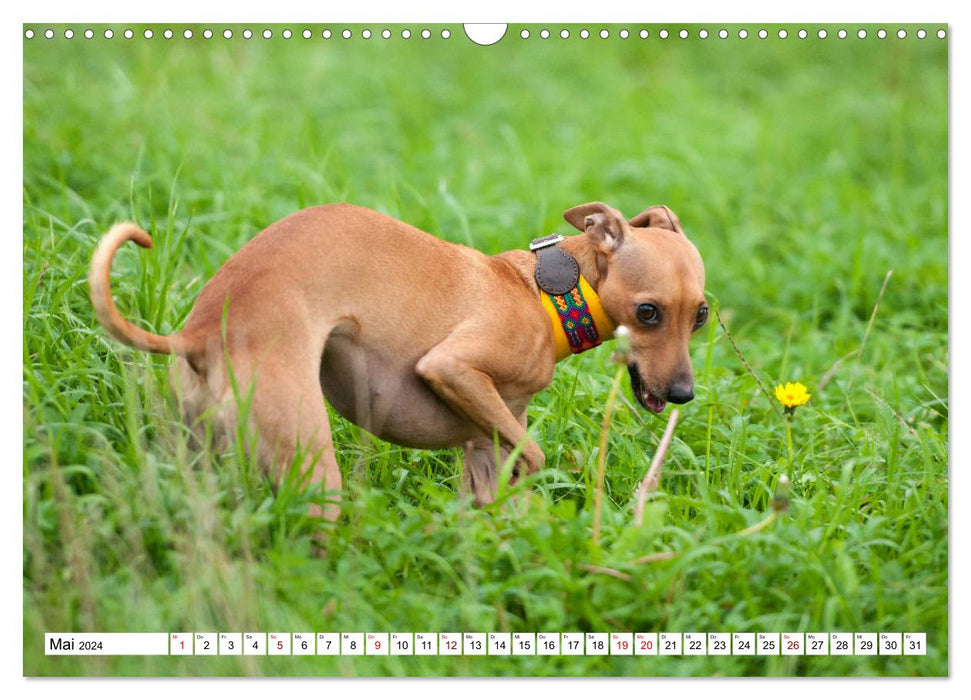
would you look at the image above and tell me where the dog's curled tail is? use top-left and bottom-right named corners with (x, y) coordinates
top-left (89, 222), bottom-right (187, 356)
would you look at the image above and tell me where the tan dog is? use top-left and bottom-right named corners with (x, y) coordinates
top-left (90, 202), bottom-right (707, 521)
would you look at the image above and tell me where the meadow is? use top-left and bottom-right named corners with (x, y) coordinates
top-left (23, 23), bottom-right (947, 676)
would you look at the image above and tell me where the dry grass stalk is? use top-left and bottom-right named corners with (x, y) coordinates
top-left (578, 563), bottom-right (632, 581)
top-left (716, 310), bottom-right (782, 418)
top-left (817, 348), bottom-right (860, 392)
top-left (633, 408), bottom-right (680, 526)
top-left (846, 269), bottom-right (893, 393)
top-left (630, 551), bottom-right (680, 565)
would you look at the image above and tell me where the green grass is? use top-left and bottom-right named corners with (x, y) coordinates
top-left (23, 23), bottom-right (947, 676)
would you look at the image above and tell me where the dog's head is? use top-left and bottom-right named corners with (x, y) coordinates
top-left (564, 202), bottom-right (707, 414)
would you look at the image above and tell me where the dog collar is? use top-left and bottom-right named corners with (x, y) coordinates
top-left (531, 235), bottom-right (615, 361)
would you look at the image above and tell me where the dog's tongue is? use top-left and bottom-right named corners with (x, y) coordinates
top-left (643, 390), bottom-right (667, 414)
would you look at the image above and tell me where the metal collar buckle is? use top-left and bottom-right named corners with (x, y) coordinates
top-left (528, 234), bottom-right (564, 251)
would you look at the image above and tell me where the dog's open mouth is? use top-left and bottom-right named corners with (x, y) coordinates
top-left (628, 364), bottom-right (667, 414)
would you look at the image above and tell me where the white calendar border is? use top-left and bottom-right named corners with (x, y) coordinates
top-left (10, 0), bottom-right (965, 697)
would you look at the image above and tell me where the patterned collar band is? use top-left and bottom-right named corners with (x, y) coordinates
top-left (540, 276), bottom-right (616, 361)
top-left (531, 235), bottom-right (615, 361)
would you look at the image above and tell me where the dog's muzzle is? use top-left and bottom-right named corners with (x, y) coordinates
top-left (628, 364), bottom-right (667, 414)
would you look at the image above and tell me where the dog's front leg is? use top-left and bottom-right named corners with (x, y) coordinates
top-left (461, 409), bottom-right (532, 506)
top-left (461, 438), bottom-right (500, 506)
top-left (416, 343), bottom-right (545, 478)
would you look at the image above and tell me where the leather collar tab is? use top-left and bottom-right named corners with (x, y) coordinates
top-left (531, 235), bottom-right (579, 296)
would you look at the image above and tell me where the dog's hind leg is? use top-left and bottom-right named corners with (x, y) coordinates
top-left (249, 362), bottom-right (342, 524)
top-left (211, 324), bottom-right (343, 528)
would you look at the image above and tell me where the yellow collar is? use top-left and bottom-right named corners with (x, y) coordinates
top-left (540, 275), bottom-right (616, 362)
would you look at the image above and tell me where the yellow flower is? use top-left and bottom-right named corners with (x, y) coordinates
top-left (774, 381), bottom-right (811, 412)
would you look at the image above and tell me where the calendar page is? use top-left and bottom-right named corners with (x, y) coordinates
top-left (22, 6), bottom-right (948, 679)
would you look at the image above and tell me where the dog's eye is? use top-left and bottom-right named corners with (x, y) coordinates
top-left (695, 306), bottom-right (709, 328)
top-left (636, 303), bottom-right (660, 325)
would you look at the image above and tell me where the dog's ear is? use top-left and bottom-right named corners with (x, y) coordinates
top-left (563, 202), bottom-right (627, 253)
top-left (629, 205), bottom-right (684, 234)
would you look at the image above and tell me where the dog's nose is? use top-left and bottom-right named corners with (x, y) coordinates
top-left (667, 384), bottom-right (694, 404)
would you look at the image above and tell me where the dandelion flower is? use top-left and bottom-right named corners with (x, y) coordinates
top-left (775, 381), bottom-right (811, 415)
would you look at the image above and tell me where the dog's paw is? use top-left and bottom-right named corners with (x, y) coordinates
top-left (524, 444), bottom-right (547, 474)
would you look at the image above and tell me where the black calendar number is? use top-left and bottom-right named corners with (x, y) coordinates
top-left (859, 639), bottom-right (873, 651)
top-left (300, 640), bottom-right (309, 651)
top-left (737, 639), bottom-right (751, 651)
top-left (664, 640), bottom-right (675, 650)
top-left (762, 638), bottom-right (776, 651)
top-left (811, 639), bottom-right (823, 650)
top-left (227, 640), bottom-right (235, 650)
top-left (688, 640), bottom-right (702, 651)
top-left (517, 639), bottom-right (531, 651)
top-left (495, 639), bottom-right (507, 651)
top-left (202, 640), bottom-right (210, 650)
top-left (543, 639), bottom-right (555, 650)
top-left (835, 639), bottom-right (848, 651)
top-left (421, 639), bottom-right (433, 651)
top-left (712, 639), bottom-right (727, 651)
top-left (567, 639), bottom-right (579, 650)
top-left (469, 639), bottom-right (482, 651)
top-left (909, 639), bottom-right (922, 651)
top-left (591, 639), bottom-right (605, 651)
